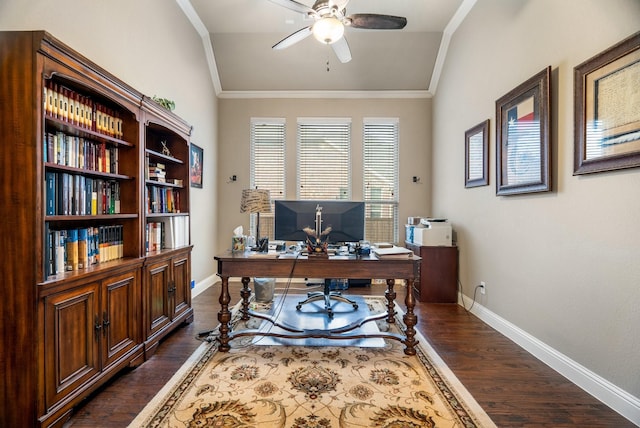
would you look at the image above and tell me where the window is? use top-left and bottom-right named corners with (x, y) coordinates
top-left (250, 118), bottom-right (285, 239)
top-left (363, 118), bottom-right (399, 243)
top-left (297, 118), bottom-right (351, 200)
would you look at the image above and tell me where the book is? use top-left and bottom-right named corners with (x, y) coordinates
top-left (78, 228), bottom-right (88, 269)
top-left (66, 229), bottom-right (78, 271)
top-left (372, 246), bottom-right (413, 259)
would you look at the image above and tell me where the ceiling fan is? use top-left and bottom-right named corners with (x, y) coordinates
top-left (268, 0), bottom-right (407, 63)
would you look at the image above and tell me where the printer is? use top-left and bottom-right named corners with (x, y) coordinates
top-left (413, 219), bottom-right (453, 246)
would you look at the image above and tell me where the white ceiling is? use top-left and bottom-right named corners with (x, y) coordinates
top-left (183, 0), bottom-right (474, 97)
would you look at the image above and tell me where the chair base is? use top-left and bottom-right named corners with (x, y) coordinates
top-left (296, 281), bottom-right (359, 318)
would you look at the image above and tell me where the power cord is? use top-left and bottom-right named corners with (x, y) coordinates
top-left (462, 281), bottom-right (484, 313)
top-left (231, 252), bottom-right (301, 348)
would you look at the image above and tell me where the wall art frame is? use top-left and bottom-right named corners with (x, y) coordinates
top-left (495, 66), bottom-right (551, 196)
top-left (190, 143), bottom-right (203, 188)
top-left (574, 31), bottom-right (640, 175)
top-left (465, 119), bottom-right (489, 188)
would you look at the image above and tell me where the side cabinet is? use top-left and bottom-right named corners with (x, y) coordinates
top-left (143, 247), bottom-right (193, 356)
top-left (406, 243), bottom-right (459, 303)
top-left (39, 265), bottom-right (143, 426)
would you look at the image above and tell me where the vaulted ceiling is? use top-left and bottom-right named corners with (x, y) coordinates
top-left (180, 0), bottom-right (475, 97)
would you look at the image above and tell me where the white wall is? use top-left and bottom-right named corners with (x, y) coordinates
top-left (433, 0), bottom-right (640, 401)
top-left (216, 98), bottom-right (431, 254)
top-left (0, 0), bottom-right (219, 289)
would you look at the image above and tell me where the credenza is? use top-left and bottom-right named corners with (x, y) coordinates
top-left (405, 243), bottom-right (459, 303)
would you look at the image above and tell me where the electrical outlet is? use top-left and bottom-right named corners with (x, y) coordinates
top-left (480, 281), bottom-right (486, 295)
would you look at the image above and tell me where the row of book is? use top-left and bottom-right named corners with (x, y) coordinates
top-left (45, 225), bottom-right (124, 277)
top-left (44, 80), bottom-right (124, 138)
top-left (146, 185), bottom-right (181, 214)
top-left (146, 216), bottom-right (190, 252)
top-left (145, 158), bottom-right (183, 186)
top-left (44, 131), bottom-right (120, 174)
top-left (46, 172), bottom-right (121, 216)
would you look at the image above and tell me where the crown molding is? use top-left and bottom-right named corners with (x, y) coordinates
top-left (217, 90), bottom-right (432, 99)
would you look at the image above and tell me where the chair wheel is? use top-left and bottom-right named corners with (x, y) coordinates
top-left (353, 304), bottom-right (359, 309)
top-left (296, 304), bottom-right (302, 311)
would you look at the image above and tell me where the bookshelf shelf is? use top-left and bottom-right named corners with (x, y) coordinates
top-left (45, 213), bottom-right (139, 221)
top-left (0, 31), bottom-right (193, 427)
top-left (45, 162), bottom-right (134, 180)
top-left (145, 148), bottom-right (184, 164)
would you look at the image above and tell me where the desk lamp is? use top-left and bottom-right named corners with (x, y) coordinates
top-left (240, 188), bottom-right (271, 252)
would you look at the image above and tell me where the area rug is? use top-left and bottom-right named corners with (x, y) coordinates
top-left (128, 296), bottom-right (496, 428)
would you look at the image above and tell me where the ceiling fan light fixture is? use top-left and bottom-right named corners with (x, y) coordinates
top-left (312, 17), bottom-right (344, 44)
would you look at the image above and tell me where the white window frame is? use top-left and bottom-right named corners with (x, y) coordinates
top-left (296, 117), bottom-right (352, 200)
top-left (363, 117), bottom-right (399, 243)
top-left (250, 118), bottom-right (286, 239)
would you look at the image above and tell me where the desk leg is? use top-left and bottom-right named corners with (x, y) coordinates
top-left (385, 279), bottom-right (396, 324)
top-left (240, 277), bottom-right (251, 321)
top-left (403, 278), bottom-right (418, 355)
top-left (217, 275), bottom-right (231, 352)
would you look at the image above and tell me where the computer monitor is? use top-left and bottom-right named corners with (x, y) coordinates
top-left (274, 200), bottom-right (365, 244)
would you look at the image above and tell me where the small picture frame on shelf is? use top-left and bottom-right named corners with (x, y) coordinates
top-left (190, 143), bottom-right (203, 188)
top-left (495, 66), bottom-right (551, 196)
top-left (465, 119), bottom-right (489, 188)
top-left (574, 31), bottom-right (640, 175)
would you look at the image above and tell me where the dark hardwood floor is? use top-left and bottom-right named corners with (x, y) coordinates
top-left (65, 282), bottom-right (635, 427)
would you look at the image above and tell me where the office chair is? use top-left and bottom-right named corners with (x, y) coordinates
top-left (296, 279), bottom-right (358, 318)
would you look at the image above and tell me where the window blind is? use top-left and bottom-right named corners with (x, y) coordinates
top-left (297, 118), bottom-right (351, 200)
top-left (250, 118), bottom-right (286, 238)
top-left (363, 118), bottom-right (399, 243)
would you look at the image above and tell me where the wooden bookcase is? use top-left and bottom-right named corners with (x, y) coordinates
top-left (0, 31), bottom-right (193, 427)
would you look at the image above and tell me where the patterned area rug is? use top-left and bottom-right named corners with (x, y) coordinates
top-left (129, 296), bottom-right (496, 428)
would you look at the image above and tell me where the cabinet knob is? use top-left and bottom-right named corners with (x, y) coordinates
top-left (103, 311), bottom-right (110, 331)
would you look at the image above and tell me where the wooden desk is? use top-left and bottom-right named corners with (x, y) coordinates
top-left (214, 252), bottom-right (421, 355)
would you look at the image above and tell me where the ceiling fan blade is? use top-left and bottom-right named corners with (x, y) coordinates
top-left (331, 36), bottom-right (352, 63)
top-left (272, 26), bottom-right (313, 50)
top-left (267, 0), bottom-right (315, 15)
top-left (348, 14), bottom-right (407, 30)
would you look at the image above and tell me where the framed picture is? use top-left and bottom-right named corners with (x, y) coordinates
top-left (495, 66), bottom-right (551, 196)
top-left (574, 31), bottom-right (640, 175)
top-left (190, 143), bottom-right (203, 188)
top-left (465, 119), bottom-right (489, 188)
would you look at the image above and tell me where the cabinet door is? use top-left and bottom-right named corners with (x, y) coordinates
top-left (171, 252), bottom-right (191, 320)
top-left (144, 258), bottom-right (171, 338)
top-left (101, 269), bottom-right (140, 368)
top-left (420, 246), bottom-right (459, 303)
top-left (43, 282), bottom-right (100, 410)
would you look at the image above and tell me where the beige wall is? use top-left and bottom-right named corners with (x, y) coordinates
top-left (217, 98), bottom-right (431, 253)
top-left (0, 0), bottom-right (219, 288)
top-left (433, 0), bottom-right (640, 399)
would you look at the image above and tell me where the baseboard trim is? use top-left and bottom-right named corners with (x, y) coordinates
top-left (191, 274), bottom-right (217, 298)
top-left (459, 293), bottom-right (640, 425)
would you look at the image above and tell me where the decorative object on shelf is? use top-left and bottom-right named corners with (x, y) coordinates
top-left (465, 119), bottom-right (490, 188)
top-left (303, 204), bottom-right (332, 257)
top-left (190, 143), bottom-right (203, 188)
top-left (496, 66), bottom-right (551, 196)
top-left (240, 188), bottom-right (271, 251)
top-left (160, 140), bottom-right (172, 157)
top-left (152, 96), bottom-right (175, 111)
top-left (574, 31), bottom-right (640, 175)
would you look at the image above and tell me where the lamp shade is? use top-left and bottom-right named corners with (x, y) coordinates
top-left (240, 189), bottom-right (271, 214)
top-left (312, 17), bottom-right (344, 44)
